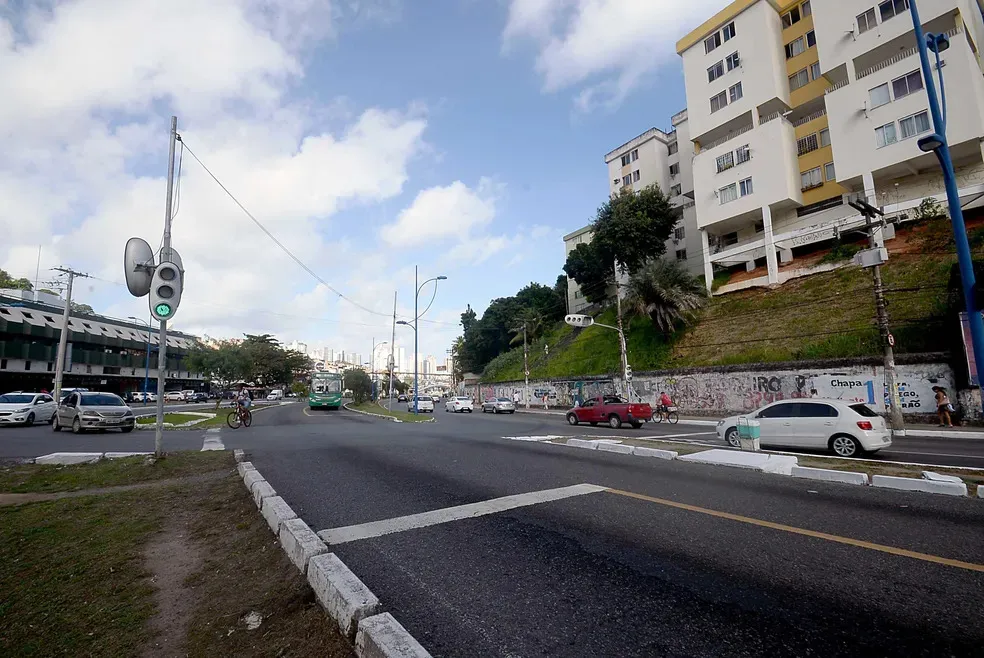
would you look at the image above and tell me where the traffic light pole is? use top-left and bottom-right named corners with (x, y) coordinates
top-left (154, 115), bottom-right (178, 456)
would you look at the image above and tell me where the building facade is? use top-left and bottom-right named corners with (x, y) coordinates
top-left (676, 0), bottom-right (984, 288)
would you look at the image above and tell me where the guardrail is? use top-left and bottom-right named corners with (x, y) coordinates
top-left (699, 123), bottom-right (753, 151)
top-left (792, 109), bottom-right (826, 127)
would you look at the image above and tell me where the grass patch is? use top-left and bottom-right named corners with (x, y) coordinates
top-left (818, 243), bottom-right (862, 265)
top-left (0, 452), bottom-right (351, 657)
top-left (136, 412), bottom-right (208, 426)
top-left (0, 452), bottom-right (232, 494)
top-left (349, 401), bottom-right (434, 423)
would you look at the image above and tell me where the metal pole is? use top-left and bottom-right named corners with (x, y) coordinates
top-left (389, 291), bottom-right (396, 410)
top-left (52, 270), bottom-right (76, 402)
top-left (154, 115), bottom-right (178, 456)
top-left (910, 2), bottom-right (984, 414)
top-left (414, 265), bottom-right (419, 415)
top-left (523, 323), bottom-right (530, 409)
top-left (614, 259), bottom-right (630, 399)
top-left (371, 336), bottom-right (375, 401)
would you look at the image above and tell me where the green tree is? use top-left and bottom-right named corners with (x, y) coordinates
top-left (0, 269), bottom-right (33, 291)
top-left (553, 274), bottom-right (568, 305)
top-left (563, 241), bottom-right (612, 305)
top-left (625, 258), bottom-right (708, 333)
top-left (343, 368), bottom-right (372, 404)
top-left (70, 302), bottom-right (95, 315)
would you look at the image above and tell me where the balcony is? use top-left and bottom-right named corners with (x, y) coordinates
top-left (856, 26), bottom-right (961, 80)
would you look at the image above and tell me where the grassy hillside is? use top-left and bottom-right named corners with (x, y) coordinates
top-left (481, 219), bottom-right (974, 382)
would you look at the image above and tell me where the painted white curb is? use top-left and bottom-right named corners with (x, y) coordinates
top-left (233, 449), bottom-right (245, 463)
top-left (307, 552), bottom-right (382, 639)
top-left (345, 401), bottom-right (435, 423)
top-left (237, 461), bottom-right (256, 478)
top-left (978, 484), bottom-right (983, 498)
top-left (279, 518), bottom-right (329, 574)
top-left (632, 446), bottom-right (678, 460)
top-left (566, 438), bottom-right (599, 449)
top-left (922, 471), bottom-right (963, 483)
top-left (677, 449), bottom-right (798, 476)
top-left (104, 451), bottom-right (154, 459)
top-left (597, 443), bottom-right (633, 455)
top-left (251, 480), bottom-right (276, 508)
top-left (243, 469), bottom-right (265, 492)
top-left (260, 495), bottom-right (298, 534)
top-left (791, 466), bottom-right (869, 486)
top-left (356, 612), bottom-right (433, 658)
top-left (34, 451), bottom-right (152, 465)
top-left (871, 475), bottom-right (968, 497)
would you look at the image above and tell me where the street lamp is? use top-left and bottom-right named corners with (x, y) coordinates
top-left (129, 316), bottom-right (152, 406)
top-left (908, 1), bottom-right (984, 414)
top-left (398, 268), bottom-right (448, 415)
top-left (565, 314), bottom-right (633, 400)
top-left (396, 320), bottom-right (416, 411)
top-left (371, 340), bottom-right (388, 401)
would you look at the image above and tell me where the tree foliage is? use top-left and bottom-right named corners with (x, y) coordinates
top-left (70, 302), bottom-right (95, 315)
top-left (185, 334), bottom-right (313, 389)
top-left (563, 184), bottom-right (678, 305)
top-left (0, 269), bottom-right (33, 291)
top-left (625, 258), bottom-right (708, 333)
top-left (343, 368), bottom-right (372, 404)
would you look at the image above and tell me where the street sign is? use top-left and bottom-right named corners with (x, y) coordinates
top-left (565, 314), bottom-right (594, 328)
top-left (887, 333), bottom-right (895, 347)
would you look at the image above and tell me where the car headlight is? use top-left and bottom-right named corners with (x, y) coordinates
top-left (717, 420), bottom-right (725, 426)
top-left (15, 407), bottom-right (32, 413)
top-left (81, 413), bottom-right (101, 420)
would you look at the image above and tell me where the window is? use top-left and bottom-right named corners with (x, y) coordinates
top-left (622, 174), bottom-right (632, 186)
top-left (797, 402), bottom-right (838, 418)
top-left (47, 362), bottom-right (53, 371)
top-left (879, 0), bottom-right (909, 22)
top-left (736, 144), bottom-right (750, 164)
top-left (850, 403), bottom-right (879, 417)
top-left (785, 37), bottom-right (805, 59)
top-left (44, 315), bottom-right (54, 322)
top-left (789, 68), bottom-right (810, 91)
top-left (669, 163), bottom-right (680, 176)
top-left (729, 82), bottom-right (743, 102)
top-left (719, 183), bottom-right (738, 204)
top-left (620, 154), bottom-right (631, 167)
top-left (22, 312), bottom-right (33, 319)
top-left (0, 359), bottom-right (5, 370)
top-left (721, 231), bottom-right (739, 246)
top-left (24, 360), bottom-right (31, 371)
top-left (670, 184), bottom-right (682, 196)
top-left (710, 90), bottom-right (728, 113)
top-left (726, 51), bottom-right (740, 70)
top-left (781, 6), bottom-right (800, 28)
top-left (574, 290), bottom-right (582, 299)
top-left (857, 8), bottom-right (877, 34)
top-left (631, 149), bottom-right (639, 162)
top-left (674, 226), bottom-right (686, 240)
top-left (899, 110), bottom-right (931, 139)
top-left (716, 151), bottom-right (735, 173)
top-left (824, 162), bottom-right (836, 181)
top-left (869, 83), bottom-right (891, 108)
top-left (705, 31), bottom-right (721, 53)
top-left (801, 166), bottom-right (823, 190)
top-left (806, 30), bottom-right (816, 48)
top-left (802, 1), bottom-right (811, 17)
top-left (676, 249), bottom-right (688, 261)
top-left (708, 60), bottom-right (725, 82)
top-left (819, 127), bottom-right (830, 147)
top-left (758, 402), bottom-right (796, 418)
top-left (739, 177), bottom-right (753, 196)
top-left (668, 141), bottom-right (678, 155)
top-left (810, 62), bottom-right (821, 81)
top-left (754, 221), bottom-right (765, 233)
top-left (892, 70), bottom-right (923, 99)
top-left (632, 170), bottom-right (641, 182)
top-left (0, 308), bottom-right (9, 315)
top-left (797, 133), bottom-right (819, 155)
top-left (875, 121), bottom-right (898, 147)
top-left (723, 22), bottom-right (736, 41)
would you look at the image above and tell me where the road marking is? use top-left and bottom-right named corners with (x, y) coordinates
top-left (637, 432), bottom-right (716, 440)
top-left (201, 433), bottom-right (224, 451)
top-left (886, 450), bottom-right (984, 460)
top-left (606, 488), bottom-right (984, 573)
top-left (318, 483), bottom-right (608, 545)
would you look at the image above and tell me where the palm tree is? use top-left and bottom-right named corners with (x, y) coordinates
top-left (625, 258), bottom-right (707, 333)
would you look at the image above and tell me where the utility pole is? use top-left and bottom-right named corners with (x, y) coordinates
top-left (849, 199), bottom-right (905, 434)
top-left (389, 291), bottom-right (397, 410)
top-left (523, 322), bottom-right (530, 410)
top-left (51, 267), bottom-right (89, 402)
top-left (613, 259), bottom-right (631, 400)
top-left (154, 115), bottom-right (179, 456)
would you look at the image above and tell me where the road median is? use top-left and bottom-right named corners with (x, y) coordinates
top-left (343, 401), bottom-right (435, 423)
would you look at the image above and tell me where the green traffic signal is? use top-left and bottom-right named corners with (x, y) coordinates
top-left (155, 303), bottom-right (172, 318)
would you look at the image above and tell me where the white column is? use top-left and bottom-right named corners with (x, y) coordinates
top-left (762, 205), bottom-right (779, 284)
top-left (700, 229), bottom-right (714, 291)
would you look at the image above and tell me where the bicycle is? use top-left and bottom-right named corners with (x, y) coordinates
top-left (227, 402), bottom-right (253, 429)
top-left (651, 405), bottom-right (679, 424)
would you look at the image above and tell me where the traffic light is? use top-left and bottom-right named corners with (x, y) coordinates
top-left (149, 261), bottom-right (183, 322)
top-left (624, 364), bottom-right (633, 381)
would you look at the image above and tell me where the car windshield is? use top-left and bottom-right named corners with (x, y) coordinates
top-left (497, 398), bottom-right (511, 402)
top-left (850, 403), bottom-right (879, 418)
top-left (0, 394), bottom-right (34, 404)
top-left (456, 397), bottom-right (470, 401)
top-left (80, 393), bottom-right (125, 406)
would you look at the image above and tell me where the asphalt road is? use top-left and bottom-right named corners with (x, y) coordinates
top-left (229, 402), bottom-right (984, 657)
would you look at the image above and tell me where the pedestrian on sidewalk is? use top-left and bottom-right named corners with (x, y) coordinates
top-left (542, 393), bottom-right (549, 410)
top-left (513, 390), bottom-right (520, 406)
top-left (933, 386), bottom-right (954, 427)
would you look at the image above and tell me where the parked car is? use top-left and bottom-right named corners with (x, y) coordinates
top-left (52, 391), bottom-right (135, 434)
top-left (0, 392), bottom-right (57, 426)
top-left (164, 391), bottom-right (185, 402)
top-left (445, 396), bottom-right (474, 413)
top-left (482, 397), bottom-right (516, 414)
top-left (267, 389), bottom-right (284, 401)
top-left (566, 396), bottom-right (652, 429)
top-left (191, 392), bottom-right (208, 403)
top-left (407, 397), bottom-right (434, 413)
top-left (717, 399), bottom-right (891, 457)
top-left (398, 394), bottom-right (408, 402)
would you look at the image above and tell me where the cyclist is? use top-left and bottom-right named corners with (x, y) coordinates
top-left (237, 385), bottom-right (252, 413)
top-left (657, 391), bottom-right (673, 421)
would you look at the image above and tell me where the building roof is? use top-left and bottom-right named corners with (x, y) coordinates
top-left (676, 0), bottom-right (782, 54)
top-left (604, 127), bottom-right (674, 163)
top-left (562, 224), bottom-right (593, 242)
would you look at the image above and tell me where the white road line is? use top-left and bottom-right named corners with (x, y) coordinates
top-left (885, 450), bottom-right (984, 460)
top-left (201, 432), bottom-right (225, 451)
top-left (637, 432), bottom-right (716, 440)
top-left (318, 483), bottom-right (608, 545)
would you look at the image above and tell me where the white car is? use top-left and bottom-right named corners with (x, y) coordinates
top-left (717, 398), bottom-right (892, 458)
top-left (445, 396), bottom-right (474, 413)
top-left (267, 389), bottom-right (284, 401)
top-left (0, 392), bottom-right (57, 426)
top-left (164, 391), bottom-right (185, 402)
top-left (407, 397), bottom-right (434, 413)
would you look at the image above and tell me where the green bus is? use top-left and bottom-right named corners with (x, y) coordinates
top-left (309, 372), bottom-right (343, 410)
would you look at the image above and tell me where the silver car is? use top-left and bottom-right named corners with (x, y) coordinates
top-left (482, 397), bottom-right (516, 414)
top-left (0, 392), bottom-right (57, 426)
top-left (53, 391), bottom-right (135, 434)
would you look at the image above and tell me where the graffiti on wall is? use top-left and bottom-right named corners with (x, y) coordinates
top-left (469, 379), bottom-right (615, 408)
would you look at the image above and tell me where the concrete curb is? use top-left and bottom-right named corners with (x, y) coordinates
top-left (260, 495), bottom-right (297, 534)
top-left (344, 401), bottom-right (435, 423)
top-left (597, 443), bottom-right (633, 455)
top-left (34, 451), bottom-right (153, 465)
top-left (236, 461), bottom-right (256, 478)
top-left (280, 518), bottom-right (329, 574)
top-left (791, 466), bottom-right (869, 486)
top-left (308, 553), bottom-right (382, 639)
top-left (251, 480), bottom-right (276, 508)
top-left (978, 484), bottom-right (983, 498)
top-left (871, 474), bottom-right (968, 496)
top-left (243, 469), bottom-right (265, 493)
top-left (633, 446), bottom-right (678, 460)
top-left (566, 438), bottom-right (599, 449)
top-left (356, 612), bottom-right (432, 657)
top-left (233, 449), bottom-right (245, 462)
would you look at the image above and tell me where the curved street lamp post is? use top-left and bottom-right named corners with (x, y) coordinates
top-left (128, 316), bottom-right (153, 406)
top-left (397, 268), bottom-right (447, 413)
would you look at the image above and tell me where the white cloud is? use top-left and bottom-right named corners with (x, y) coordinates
top-left (380, 178), bottom-right (499, 247)
top-left (502, 0), bottom-right (725, 110)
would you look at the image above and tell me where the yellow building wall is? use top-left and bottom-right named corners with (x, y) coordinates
top-left (794, 115), bottom-right (847, 204)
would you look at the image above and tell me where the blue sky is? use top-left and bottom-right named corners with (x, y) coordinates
top-left (0, 0), bottom-right (723, 363)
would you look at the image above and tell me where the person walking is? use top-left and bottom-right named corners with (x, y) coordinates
top-left (933, 386), bottom-right (953, 427)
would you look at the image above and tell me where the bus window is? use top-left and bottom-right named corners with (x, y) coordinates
top-left (314, 382), bottom-right (326, 393)
top-left (327, 380), bottom-right (342, 393)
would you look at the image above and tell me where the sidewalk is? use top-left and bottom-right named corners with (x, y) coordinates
top-left (514, 408), bottom-right (984, 438)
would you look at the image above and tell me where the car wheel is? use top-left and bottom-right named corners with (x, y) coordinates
top-left (566, 413), bottom-right (579, 426)
top-left (493, 407), bottom-right (498, 414)
top-left (72, 417), bottom-right (83, 434)
top-left (52, 416), bottom-right (61, 432)
top-left (608, 414), bottom-right (622, 429)
top-left (24, 412), bottom-right (35, 427)
top-left (725, 427), bottom-right (740, 448)
top-left (630, 421), bottom-right (643, 429)
top-left (830, 434), bottom-right (863, 458)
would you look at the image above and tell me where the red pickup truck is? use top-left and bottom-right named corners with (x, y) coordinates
top-left (565, 395), bottom-right (653, 429)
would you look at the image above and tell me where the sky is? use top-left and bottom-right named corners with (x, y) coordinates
top-left (0, 0), bottom-right (726, 364)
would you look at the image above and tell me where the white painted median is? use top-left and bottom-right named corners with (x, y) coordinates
top-left (357, 612), bottom-right (433, 658)
top-left (260, 495), bottom-right (297, 534)
top-left (871, 475), bottom-right (968, 497)
top-left (307, 553), bottom-right (382, 639)
top-left (279, 518), bottom-right (329, 574)
top-left (677, 449), bottom-right (798, 475)
top-left (791, 466), bottom-right (869, 486)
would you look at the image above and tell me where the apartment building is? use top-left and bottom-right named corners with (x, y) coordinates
top-left (677, 0), bottom-right (984, 289)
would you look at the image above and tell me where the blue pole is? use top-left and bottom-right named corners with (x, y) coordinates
top-left (414, 265), bottom-right (419, 414)
top-left (910, 1), bottom-right (984, 411)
